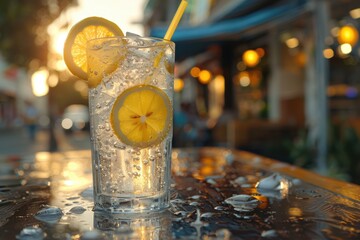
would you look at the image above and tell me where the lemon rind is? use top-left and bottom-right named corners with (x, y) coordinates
top-left (63, 16), bottom-right (124, 81)
top-left (110, 84), bottom-right (172, 148)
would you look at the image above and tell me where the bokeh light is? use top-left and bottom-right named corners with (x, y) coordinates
top-left (339, 43), bottom-right (352, 54)
top-left (242, 50), bottom-right (260, 67)
top-left (338, 25), bottom-right (359, 46)
top-left (236, 61), bottom-right (246, 71)
top-left (350, 8), bottom-right (360, 19)
top-left (213, 75), bottom-right (225, 94)
top-left (51, 30), bottom-right (67, 55)
top-left (174, 78), bottom-right (184, 92)
top-left (61, 118), bottom-right (73, 130)
top-left (285, 37), bottom-right (299, 48)
top-left (198, 70), bottom-right (212, 84)
top-left (190, 67), bottom-right (201, 78)
top-left (239, 71), bottom-right (250, 87)
top-left (48, 74), bottom-right (59, 87)
top-left (323, 48), bottom-right (334, 59)
top-left (31, 68), bottom-right (49, 97)
top-left (256, 48), bottom-right (265, 58)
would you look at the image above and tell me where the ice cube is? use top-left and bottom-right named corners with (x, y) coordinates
top-left (256, 173), bottom-right (287, 190)
top-left (126, 32), bottom-right (141, 38)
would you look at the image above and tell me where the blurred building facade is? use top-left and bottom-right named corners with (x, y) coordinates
top-left (144, 0), bottom-right (360, 174)
top-left (0, 55), bottom-right (35, 128)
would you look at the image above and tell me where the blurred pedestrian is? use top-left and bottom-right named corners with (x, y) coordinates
top-left (173, 103), bottom-right (201, 147)
top-left (23, 102), bottom-right (38, 141)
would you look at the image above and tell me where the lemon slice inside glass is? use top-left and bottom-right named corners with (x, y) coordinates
top-left (111, 85), bottom-right (172, 148)
top-left (63, 17), bottom-right (124, 87)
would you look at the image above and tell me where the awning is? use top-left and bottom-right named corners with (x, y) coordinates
top-left (150, 0), bottom-right (308, 43)
top-left (207, 0), bottom-right (275, 23)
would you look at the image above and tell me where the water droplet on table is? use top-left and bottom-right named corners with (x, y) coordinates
top-left (214, 206), bottom-right (226, 211)
top-left (80, 188), bottom-right (93, 200)
top-left (189, 201), bottom-right (200, 206)
top-left (215, 228), bottom-right (232, 240)
top-left (170, 199), bottom-right (186, 205)
top-left (17, 226), bottom-right (45, 240)
top-left (225, 194), bottom-right (259, 212)
top-left (80, 230), bottom-right (103, 240)
top-left (66, 196), bottom-right (80, 201)
top-left (261, 229), bottom-right (278, 238)
top-left (34, 206), bottom-right (63, 224)
top-left (114, 224), bottom-right (133, 234)
top-left (201, 212), bottom-right (214, 218)
top-left (292, 178), bottom-right (302, 186)
top-left (189, 195), bottom-right (202, 200)
top-left (69, 206), bottom-right (86, 214)
top-left (232, 176), bottom-right (247, 185)
top-left (190, 208), bottom-right (208, 236)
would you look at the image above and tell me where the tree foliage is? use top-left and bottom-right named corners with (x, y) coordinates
top-left (0, 0), bottom-right (77, 68)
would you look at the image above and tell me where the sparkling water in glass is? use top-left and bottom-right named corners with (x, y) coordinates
top-left (86, 37), bottom-right (174, 213)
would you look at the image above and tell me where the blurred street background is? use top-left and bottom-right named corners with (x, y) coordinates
top-left (1, 0), bottom-right (360, 184)
top-left (0, 127), bottom-right (90, 157)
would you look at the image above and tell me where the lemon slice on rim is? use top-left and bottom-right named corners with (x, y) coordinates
top-left (111, 85), bottom-right (172, 148)
top-left (63, 17), bottom-right (124, 87)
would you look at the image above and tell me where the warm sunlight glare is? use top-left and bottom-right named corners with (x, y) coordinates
top-left (52, 30), bottom-right (67, 55)
top-left (31, 69), bottom-right (49, 97)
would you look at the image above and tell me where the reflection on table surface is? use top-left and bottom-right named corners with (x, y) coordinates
top-left (0, 147), bottom-right (360, 239)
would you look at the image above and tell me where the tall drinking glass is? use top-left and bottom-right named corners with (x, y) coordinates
top-left (86, 37), bottom-right (174, 213)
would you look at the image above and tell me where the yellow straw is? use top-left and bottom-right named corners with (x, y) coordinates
top-left (164, 0), bottom-right (188, 40)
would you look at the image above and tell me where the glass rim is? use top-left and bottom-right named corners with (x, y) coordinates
top-left (86, 36), bottom-right (174, 50)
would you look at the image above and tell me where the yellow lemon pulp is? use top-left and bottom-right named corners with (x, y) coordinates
top-left (111, 85), bottom-right (172, 148)
top-left (63, 17), bottom-right (124, 87)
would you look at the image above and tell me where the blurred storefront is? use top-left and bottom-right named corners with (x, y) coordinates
top-left (0, 55), bottom-right (35, 128)
top-left (145, 0), bottom-right (360, 174)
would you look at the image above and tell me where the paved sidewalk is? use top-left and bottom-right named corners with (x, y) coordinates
top-left (0, 127), bottom-right (90, 157)
top-left (0, 128), bottom-right (47, 156)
